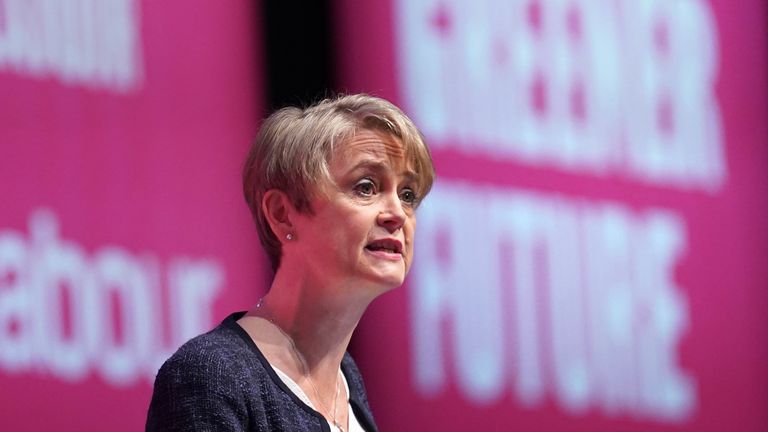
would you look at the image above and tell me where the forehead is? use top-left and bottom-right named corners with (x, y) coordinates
top-left (333, 129), bottom-right (409, 169)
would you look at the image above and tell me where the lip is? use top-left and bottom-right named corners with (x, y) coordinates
top-left (365, 238), bottom-right (404, 261)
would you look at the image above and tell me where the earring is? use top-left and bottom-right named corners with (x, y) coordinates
top-left (286, 233), bottom-right (293, 241)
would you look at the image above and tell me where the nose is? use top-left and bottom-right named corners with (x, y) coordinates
top-left (377, 191), bottom-right (406, 233)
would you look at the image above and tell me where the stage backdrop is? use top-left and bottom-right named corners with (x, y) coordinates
top-left (0, 1), bottom-right (263, 430)
top-left (335, 0), bottom-right (768, 431)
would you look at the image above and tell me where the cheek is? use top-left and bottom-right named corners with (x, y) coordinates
top-left (409, 214), bottom-right (417, 236)
top-left (405, 217), bottom-right (417, 252)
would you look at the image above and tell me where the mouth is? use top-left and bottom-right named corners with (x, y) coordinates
top-left (365, 238), bottom-right (403, 256)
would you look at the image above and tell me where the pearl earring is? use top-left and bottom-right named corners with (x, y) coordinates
top-left (286, 233), bottom-right (293, 241)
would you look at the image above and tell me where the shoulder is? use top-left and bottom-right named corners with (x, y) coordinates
top-left (146, 314), bottom-right (271, 431)
top-left (156, 315), bottom-right (261, 386)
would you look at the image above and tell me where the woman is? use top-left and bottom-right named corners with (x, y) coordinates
top-left (146, 94), bottom-right (435, 431)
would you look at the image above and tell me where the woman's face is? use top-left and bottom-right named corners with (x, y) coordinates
top-left (289, 129), bottom-right (420, 295)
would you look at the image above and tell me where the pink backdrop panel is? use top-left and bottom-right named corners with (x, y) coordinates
top-left (335, 0), bottom-right (768, 431)
top-left (0, 1), bottom-right (265, 430)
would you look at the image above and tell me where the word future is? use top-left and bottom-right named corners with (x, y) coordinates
top-left (411, 183), bottom-right (695, 423)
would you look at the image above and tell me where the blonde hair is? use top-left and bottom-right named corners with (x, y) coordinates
top-left (243, 94), bottom-right (435, 271)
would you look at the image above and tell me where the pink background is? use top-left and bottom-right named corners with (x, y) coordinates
top-left (0, 1), bottom-right (264, 430)
top-left (336, 0), bottom-right (768, 431)
top-left (0, 0), bottom-right (766, 431)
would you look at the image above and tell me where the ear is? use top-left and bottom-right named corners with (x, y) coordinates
top-left (262, 189), bottom-right (295, 243)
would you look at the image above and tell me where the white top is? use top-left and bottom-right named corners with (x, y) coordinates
top-left (273, 366), bottom-right (366, 432)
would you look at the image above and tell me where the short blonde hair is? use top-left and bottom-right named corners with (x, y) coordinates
top-left (243, 94), bottom-right (435, 272)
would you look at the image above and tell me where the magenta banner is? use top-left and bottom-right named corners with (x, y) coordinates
top-left (0, 1), bottom-right (263, 430)
top-left (335, 0), bottom-right (768, 431)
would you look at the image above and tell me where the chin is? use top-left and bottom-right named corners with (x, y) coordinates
top-left (363, 272), bottom-right (406, 293)
top-left (356, 258), bottom-right (409, 292)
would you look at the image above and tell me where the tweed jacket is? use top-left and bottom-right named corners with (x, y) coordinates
top-left (146, 312), bottom-right (378, 432)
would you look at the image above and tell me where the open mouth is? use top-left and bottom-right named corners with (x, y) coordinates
top-left (365, 238), bottom-right (403, 255)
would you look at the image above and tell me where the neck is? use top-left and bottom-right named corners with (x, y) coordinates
top-left (246, 264), bottom-right (378, 390)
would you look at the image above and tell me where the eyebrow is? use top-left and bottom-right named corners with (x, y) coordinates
top-left (348, 159), bottom-right (419, 183)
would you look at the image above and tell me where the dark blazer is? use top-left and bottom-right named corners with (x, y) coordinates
top-left (146, 312), bottom-right (378, 431)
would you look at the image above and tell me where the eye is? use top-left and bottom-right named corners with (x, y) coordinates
top-left (354, 178), bottom-right (377, 196)
top-left (400, 187), bottom-right (418, 206)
